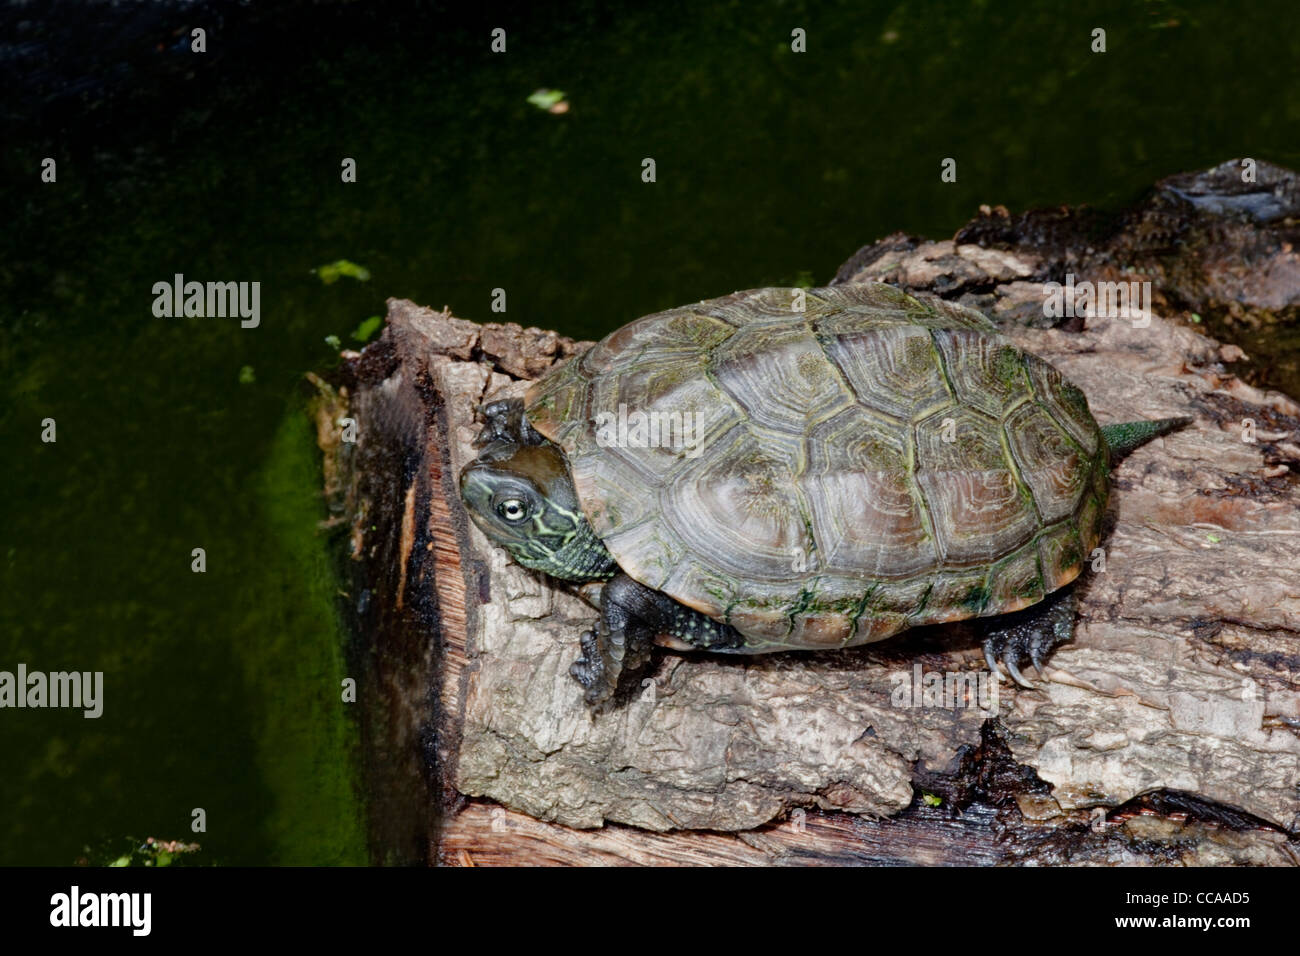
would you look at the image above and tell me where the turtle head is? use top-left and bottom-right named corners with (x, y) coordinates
top-left (459, 436), bottom-right (617, 583)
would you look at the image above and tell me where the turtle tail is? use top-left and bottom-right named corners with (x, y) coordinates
top-left (1100, 417), bottom-right (1193, 460)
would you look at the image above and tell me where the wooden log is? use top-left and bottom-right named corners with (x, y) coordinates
top-left (314, 161), bottom-right (1300, 865)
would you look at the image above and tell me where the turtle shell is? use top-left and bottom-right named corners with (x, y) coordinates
top-left (525, 284), bottom-right (1106, 652)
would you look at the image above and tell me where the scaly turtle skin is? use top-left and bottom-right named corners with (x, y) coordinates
top-left (459, 284), bottom-right (1188, 706)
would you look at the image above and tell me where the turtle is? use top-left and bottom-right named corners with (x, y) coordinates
top-left (459, 283), bottom-right (1189, 706)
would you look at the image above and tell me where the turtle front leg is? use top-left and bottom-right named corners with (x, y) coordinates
top-left (980, 586), bottom-right (1076, 688)
top-left (570, 574), bottom-right (658, 706)
top-left (473, 398), bottom-right (546, 448)
top-left (569, 573), bottom-right (745, 706)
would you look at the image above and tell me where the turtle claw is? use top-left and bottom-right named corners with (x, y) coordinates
top-left (979, 587), bottom-right (1077, 689)
top-left (1028, 629), bottom-right (1052, 676)
top-left (983, 640), bottom-right (1000, 677)
top-left (569, 629), bottom-right (613, 705)
top-left (1004, 652), bottom-right (1033, 689)
top-left (983, 631), bottom-right (1039, 688)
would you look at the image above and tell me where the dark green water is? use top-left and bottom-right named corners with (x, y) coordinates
top-left (2, 0), bottom-right (1297, 865)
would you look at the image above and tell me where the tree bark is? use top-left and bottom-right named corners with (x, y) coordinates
top-left (315, 160), bottom-right (1300, 865)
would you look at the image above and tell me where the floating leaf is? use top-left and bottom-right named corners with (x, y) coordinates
top-left (527, 88), bottom-right (569, 113)
top-left (313, 259), bottom-right (372, 285)
top-left (351, 316), bottom-right (383, 343)
top-left (324, 334), bottom-right (342, 350)
top-left (238, 365), bottom-right (256, 385)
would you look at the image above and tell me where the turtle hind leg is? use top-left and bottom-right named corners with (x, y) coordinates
top-left (980, 586), bottom-right (1076, 688)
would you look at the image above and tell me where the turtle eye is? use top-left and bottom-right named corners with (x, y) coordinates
top-left (496, 498), bottom-right (529, 523)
